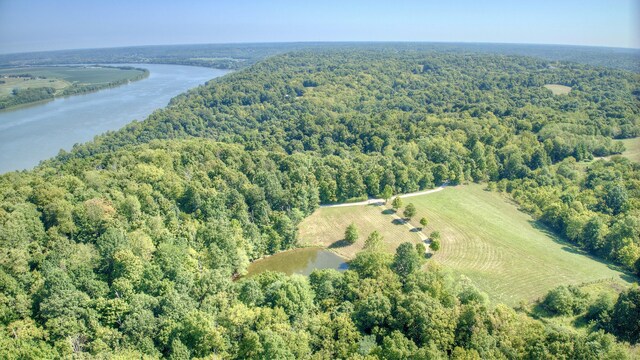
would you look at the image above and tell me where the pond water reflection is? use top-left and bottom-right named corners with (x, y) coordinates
top-left (245, 247), bottom-right (348, 277)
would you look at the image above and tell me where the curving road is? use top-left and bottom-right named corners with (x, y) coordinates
top-left (319, 183), bottom-right (448, 208)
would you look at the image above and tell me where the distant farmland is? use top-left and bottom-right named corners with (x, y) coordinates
top-left (0, 65), bottom-right (147, 109)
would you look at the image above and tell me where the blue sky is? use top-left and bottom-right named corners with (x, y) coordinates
top-left (0, 0), bottom-right (638, 54)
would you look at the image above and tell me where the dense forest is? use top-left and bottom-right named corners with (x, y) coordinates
top-left (1, 47), bottom-right (639, 358)
top-left (1, 42), bottom-right (639, 72)
top-left (60, 49), bottom-right (640, 270)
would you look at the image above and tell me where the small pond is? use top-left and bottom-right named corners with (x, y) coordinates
top-left (245, 247), bottom-right (348, 277)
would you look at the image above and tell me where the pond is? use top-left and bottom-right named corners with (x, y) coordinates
top-left (244, 247), bottom-right (348, 277)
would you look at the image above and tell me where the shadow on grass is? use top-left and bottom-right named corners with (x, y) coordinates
top-left (527, 219), bottom-right (638, 283)
top-left (328, 239), bottom-right (351, 248)
top-left (381, 209), bottom-right (395, 215)
top-left (530, 302), bottom-right (556, 319)
top-left (410, 228), bottom-right (421, 233)
top-left (392, 218), bottom-right (406, 225)
top-left (529, 301), bottom-right (591, 330)
top-left (561, 246), bottom-right (582, 255)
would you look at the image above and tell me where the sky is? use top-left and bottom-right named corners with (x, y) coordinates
top-left (0, 0), bottom-right (638, 54)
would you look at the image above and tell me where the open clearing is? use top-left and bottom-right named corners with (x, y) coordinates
top-left (299, 184), bottom-right (633, 305)
top-left (590, 137), bottom-right (640, 165)
top-left (299, 203), bottom-right (421, 259)
top-left (544, 84), bottom-right (572, 95)
top-left (618, 137), bottom-right (640, 162)
top-left (406, 184), bottom-right (633, 305)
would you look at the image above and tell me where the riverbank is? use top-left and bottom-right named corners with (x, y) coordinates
top-left (0, 64), bottom-right (228, 173)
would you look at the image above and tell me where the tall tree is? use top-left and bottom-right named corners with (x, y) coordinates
top-left (392, 242), bottom-right (423, 278)
top-left (381, 185), bottom-right (393, 204)
top-left (364, 231), bottom-right (384, 251)
top-left (344, 223), bottom-right (358, 245)
top-left (610, 287), bottom-right (640, 344)
top-left (403, 203), bottom-right (416, 220)
top-left (392, 197), bottom-right (403, 211)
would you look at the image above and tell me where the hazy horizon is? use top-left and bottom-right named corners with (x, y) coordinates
top-left (1, 0), bottom-right (638, 55)
top-left (2, 40), bottom-right (640, 57)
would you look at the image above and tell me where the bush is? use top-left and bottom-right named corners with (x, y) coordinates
top-left (542, 285), bottom-right (588, 316)
top-left (429, 239), bottom-right (441, 252)
top-left (584, 292), bottom-right (614, 326)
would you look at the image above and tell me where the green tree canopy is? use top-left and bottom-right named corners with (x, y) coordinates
top-left (344, 223), bottom-right (359, 245)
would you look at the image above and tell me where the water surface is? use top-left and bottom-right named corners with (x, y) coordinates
top-left (245, 248), bottom-right (348, 277)
top-left (0, 64), bottom-right (229, 173)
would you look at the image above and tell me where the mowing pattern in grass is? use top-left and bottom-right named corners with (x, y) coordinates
top-left (298, 203), bottom-right (420, 259)
top-left (544, 84), bottom-right (572, 95)
top-left (407, 184), bottom-right (632, 305)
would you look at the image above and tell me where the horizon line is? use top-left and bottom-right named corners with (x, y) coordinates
top-left (1, 40), bottom-right (639, 57)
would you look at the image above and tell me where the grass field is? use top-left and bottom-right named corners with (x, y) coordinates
top-left (300, 184), bottom-right (634, 305)
top-left (593, 137), bottom-right (640, 164)
top-left (407, 184), bottom-right (633, 305)
top-left (544, 84), bottom-right (572, 95)
top-left (299, 203), bottom-right (421, 259)
top-left (618, 137), bottom-right (640, 162)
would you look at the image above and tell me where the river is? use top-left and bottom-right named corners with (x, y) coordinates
top-left (0, 64), bottom-right (229, 173)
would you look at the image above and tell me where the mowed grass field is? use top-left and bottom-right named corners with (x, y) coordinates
top-left (544, 84), bottom-right (572, 95)
top-left (0, 66), bottom-right (146, 96)
top-left (299, 184), bottom-right (634, 305)
top-left (408, 184), bottom-right (632, 305)
top-left (618, 137), bottom-right (640, 162)
top-left (299, 203), bottom-right (421, 259)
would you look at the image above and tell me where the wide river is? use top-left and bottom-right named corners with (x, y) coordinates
top-left (0, 64), bottom-right (229, 174)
